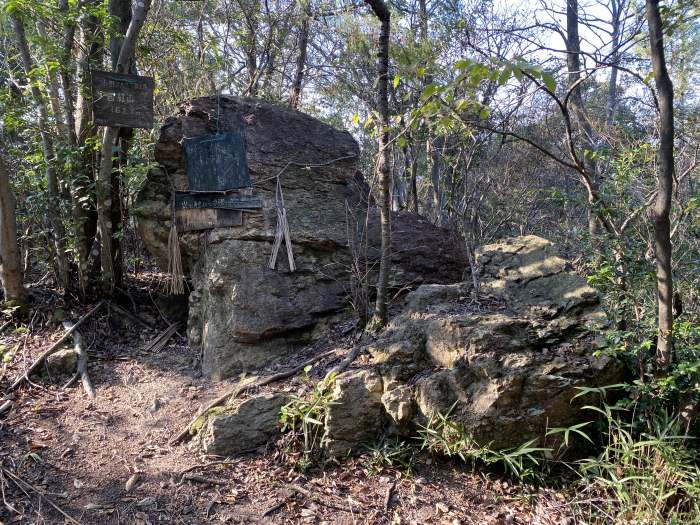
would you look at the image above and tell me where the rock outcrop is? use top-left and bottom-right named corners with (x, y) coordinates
top-left (322, 235), bottom-right (623, 455)
top-left (323, 369), bottom-right (384, 456)
top-left (201, 393), bottom-right (290, 456)
top-left (46, 348), bottom-right (79, 376)
top-left (135, 96), bottom-right (466, 378)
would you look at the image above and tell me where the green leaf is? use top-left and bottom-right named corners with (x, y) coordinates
top-left (542, 72), bottom-right (556, 93)
top-left (393, 75), bottom-right (400, 89)
top-left (498, 66), bottom-right (511, 86)
top-left (421, 83), bottom-right (438, 99)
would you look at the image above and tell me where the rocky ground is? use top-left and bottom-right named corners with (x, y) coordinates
top-left (0, 274), bottom-right (575, 525)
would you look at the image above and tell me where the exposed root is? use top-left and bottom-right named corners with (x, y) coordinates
top-left (170, 349), bottom-right (338, 445)
top-left (8, 301), bottom-right (105, 392)
top-left (61, 321), bottom-right (95, 400)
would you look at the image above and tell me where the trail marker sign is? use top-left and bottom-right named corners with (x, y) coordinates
top-left (184, 131), bottom-right (250, 191)
top-left (174, 131), bottom-right (259, 231)
top-left (91, 70), bottom-right (154, 129)
top-left (174, 193), bottom-right (262, 210)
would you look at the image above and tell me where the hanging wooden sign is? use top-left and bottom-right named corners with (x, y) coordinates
top-left (175, 209), bottom-right (242, 232)
top-left (174, 193), bottom-right (262, 211)
top-left (173, 189), bottom-right (262, 232)
top-left (91, 70), bottom-right (154, 129)
top-left (184, 131), bottom-right (250, 191)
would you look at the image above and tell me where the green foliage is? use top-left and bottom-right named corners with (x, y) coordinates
top-left (363, 438), bottom-right (416, 476)
top-left (416, 402), bottom-right (550, 481)
top-left (570, 404), bottom-right (700, 524)
top-left (279, 371), bottom-right (337, 471)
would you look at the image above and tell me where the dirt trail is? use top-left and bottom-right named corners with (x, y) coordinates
top-left (0, 284), bottom-right (571, 524)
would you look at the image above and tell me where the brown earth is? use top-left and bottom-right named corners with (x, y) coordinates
top-left (0, 275), bottom-right (573, 525)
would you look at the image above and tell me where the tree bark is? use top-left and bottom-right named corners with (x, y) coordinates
top-left (410, 143), bottom-right (419, 213)
top-left (606, 0), bottom-right (622, 126)
top-left (289, 1), bottom-right (311, 109)
top-left (364, 0), bottom-right (391, 328)
top-left (11, 13), bottom-right (70, 290)
top-left (566, 0), bottom-right (600, 242)
top-left (646, 0), bottom-right (674, 369)
top-left (95, 0), bottom-right (151, 293)
top-left (75, 1), bottom-right (101, 282)
top-left (239, 0), bottom-right (261, 96)
top-left (57, 0), bottom-right (91, 294)
top-left (0, 150), bottom-right (26, 306)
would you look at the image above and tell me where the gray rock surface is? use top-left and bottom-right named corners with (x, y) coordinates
top-left (345, 235), bottom-right (622, 451)
top-left (201, 393), bottom-right (290, 456)
top-left (135, 96), bottom-right (466, 378)
top-left (323, 369), bottom-right (384, 457)
top-left (46, 348), bottom-right (79, 376)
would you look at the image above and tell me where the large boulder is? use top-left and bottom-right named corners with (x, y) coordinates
top-left (324, 235), bottom-right (623, 453)
top-left (135, 96), bottom-right (466, 378)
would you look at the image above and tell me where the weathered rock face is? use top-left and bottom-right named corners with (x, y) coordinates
top-left (323, 369), bottom-right (384, 456)
top-left (135, 96), bottom-right (466, 378)
top-left (323, 235), bottom-right (623, 454)
top-left (46, 348), bottom-right (79, 376)
top-left (201, 393), bottom-right (290, 456)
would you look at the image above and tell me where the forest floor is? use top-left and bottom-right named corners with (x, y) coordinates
top-left (1, 274), bottom-right (574, 525)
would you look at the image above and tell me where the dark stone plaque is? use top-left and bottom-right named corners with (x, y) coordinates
top-left (174, 193), bottom-right (262, 210)
top-left (184, 132), bottom-right (250, 191)
top-left (91, 70), bottom-right (154, 129)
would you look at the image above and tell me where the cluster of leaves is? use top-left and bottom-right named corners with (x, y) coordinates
top-left (571, 403), bottom-right (700, 524)
top-left (279, 368), bottom-right (337, 472)
top-left (416, 402), bottom-right (549, 481)
top-left (363, 438), bottom-right (417, 476)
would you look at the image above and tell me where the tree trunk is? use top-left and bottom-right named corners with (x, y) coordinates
top-left (646, 0), bottom-right (674, 369)
top-left (241, 0), bottom-right (260, 97)
top-left (11, 13), bottom-right (70, 290)
top-left (566, 0), bottom-right (601, 244)
top-left (106, 0), bottom-right (135, 290)
top-left (365, 0), bottom-right (391, 328)
top-left (75, 2), bottom-right (101, 282)
top-left (606, 0), bottom-right (622, 126)
top-left (95, 0), bottom-right (151, 293)
top-left (410, 143), bottom-right (419, 214)
top-left (0, 150), bottom-right (26, 306)
top-left (58, 0), bottom-right (91, 294)
top-left (289, 1), bottom-right (311, 109)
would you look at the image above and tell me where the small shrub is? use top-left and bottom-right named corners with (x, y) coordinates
top-left (570, 404), bottom-right (700, 524)
top-left (416, 403), bottom-right (549, 481)
top-left (364, 438), bottom-right (416, 476)
top-left (279, 371), bottom-right (337, 471)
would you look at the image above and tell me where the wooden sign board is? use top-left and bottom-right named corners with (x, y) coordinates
top-left (173, 191), bottom-right (261, 232)
top-left (175, 209), bottom-right (242, 232)
top-left (184, 132), bottom-right (250, 191)
top-left (91, 70), bottom-right (154, 129)
top-left (174, 193), bottom-right (262, 211)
